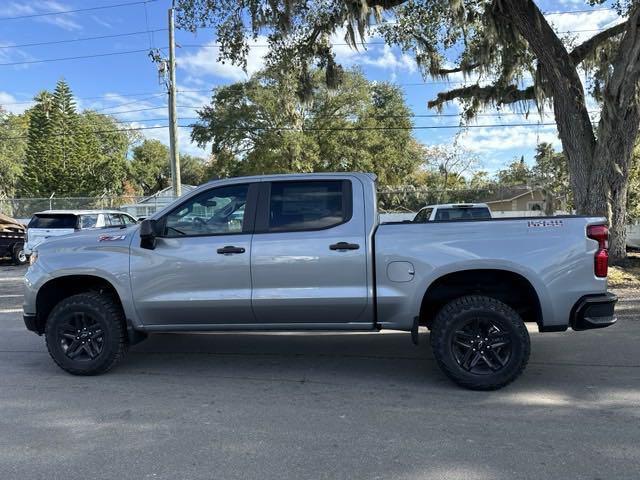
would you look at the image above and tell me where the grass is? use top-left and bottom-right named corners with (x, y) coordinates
top-left (609, 252), bottom-right (640, 288)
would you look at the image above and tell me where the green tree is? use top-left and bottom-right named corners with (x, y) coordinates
top-left (180, 153), bottom-right (208, 186)
top-left (531, 143), bottom-right (570, 215)
top-left (19, 81), bottom-right (133, 197)
top-left (0, 109), bottom-right (28, 197)
top-left (421, 145), bottom-right (478, 191)
top-left (175, 0), bottom-right (640, 260)
top-left (497, 157), bottom-right (532, 186)
top-left (78, 111), bottom-right (131, 196)
top-left (130, 139), bottom-right (171, 195)
top-left (191, 67), bottom-right (421, 186)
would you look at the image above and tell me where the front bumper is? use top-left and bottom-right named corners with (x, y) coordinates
top-left (23, 313), bottom-right (42, 335)
top-left (571, 293), bottom-right (617, 331)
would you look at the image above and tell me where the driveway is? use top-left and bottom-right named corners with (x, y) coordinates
top-left (0, 262), bottom-right (639, 479)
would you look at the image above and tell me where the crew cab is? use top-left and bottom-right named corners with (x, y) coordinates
top-left (23, 173), bottom-right (616, 390)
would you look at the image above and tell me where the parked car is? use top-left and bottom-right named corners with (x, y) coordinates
top-left (23, 173), bottom-right (616, 390)
top-left (0, 213), bottom-right (27, 265)
top-left (413, 203), bottom-right (492, 222)
top-left (24, 210), bottom-right (137, 254)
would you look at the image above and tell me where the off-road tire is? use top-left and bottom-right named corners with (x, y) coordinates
top-left (45, 292), bottom-right (128, 375)
top-left (430, 295), bottom-right (530, 390)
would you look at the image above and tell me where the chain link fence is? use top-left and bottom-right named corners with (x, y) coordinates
top-left (1, 185), bottom-right (570, 222)
top-left (0, 195), bottom-right (180, 221)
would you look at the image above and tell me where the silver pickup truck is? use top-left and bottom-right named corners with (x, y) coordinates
top-left (23, 173), bottom-right (616, 390)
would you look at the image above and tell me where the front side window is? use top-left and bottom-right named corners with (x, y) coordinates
top-left (121, 214), bottom-right (136, 225)
top-left (107, 214), bottom-right (124, 226)
top-left (164, 184), bottom-right (249, 237)
top-left (268, 181), bottom-right (348, 232)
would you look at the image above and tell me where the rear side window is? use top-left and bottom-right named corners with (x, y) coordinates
top-left (79, 215), bottom-right (99, 229)
top-left (435, 207), bottom-right (491, 221)
top-left (28, 214), bottom-right (77, 229)
top-left (268, 180), bottom-right (350, 232)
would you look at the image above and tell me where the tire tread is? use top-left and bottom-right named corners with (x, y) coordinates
top-left (430, 295), bottom-right (530, 390)
top-left (45, 292), bottom-right (128, 375)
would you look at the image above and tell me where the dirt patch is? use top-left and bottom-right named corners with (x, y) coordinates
top-left (609, 252), bottom-right (640, 288)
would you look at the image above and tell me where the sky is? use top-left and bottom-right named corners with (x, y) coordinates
top-left (0, 0), bottom-right (625, 175)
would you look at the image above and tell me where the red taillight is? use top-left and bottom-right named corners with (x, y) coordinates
top-left (587, 224), bottom-right (609, 277)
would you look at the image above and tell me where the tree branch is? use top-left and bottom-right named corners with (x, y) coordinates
top-left (570, 22), bottom-right (628, 64)
top-left (435, 62), bottom-right (481, 75)
top-left (427, 84), bottom-right (535, 110)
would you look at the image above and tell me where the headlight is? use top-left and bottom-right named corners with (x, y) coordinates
top-left (29, 251), bottom-right (38, 266)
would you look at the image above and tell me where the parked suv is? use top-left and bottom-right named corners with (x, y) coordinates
top-left (25, 210), bottom-right (137, 254)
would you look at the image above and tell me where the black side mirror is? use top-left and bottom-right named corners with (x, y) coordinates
top-left (140, 219), bottom-right (159, 250)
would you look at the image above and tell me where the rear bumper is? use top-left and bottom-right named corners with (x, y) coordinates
top-left (570, 293), bottom-right (617, 331)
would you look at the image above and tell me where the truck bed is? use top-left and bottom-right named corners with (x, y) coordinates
top-left (374, 215), bottom-right (606, 331)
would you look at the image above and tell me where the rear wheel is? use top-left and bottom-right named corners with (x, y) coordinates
top-left (45, 292), bottom-right (128, 375)
top-left (11, 244), bottom-right (27, 266)
top-left (430, 295), bottom-right (530, 390)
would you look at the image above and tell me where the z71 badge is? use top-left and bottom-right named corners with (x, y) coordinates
top-left (98, 234), bottom-right (128, 242)
top-left (527, 219), bottom-right (564, 228)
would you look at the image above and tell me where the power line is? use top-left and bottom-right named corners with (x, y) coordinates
top-left (0, 0), bottom-right (159, 21)
top-left (1, 122), bottom-right (560, 141)
top-left (0, 29), bottom-right (166, 49)
top-left (1, 91), bottom-right (168, 106)
top-left (0, 48), bottom-right (160, 67)
top-left (544, 7), bottom-right (615, 15)
top-left (91, 96), bottom-right (166, 113)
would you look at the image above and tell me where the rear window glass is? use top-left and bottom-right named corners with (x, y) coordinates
top-left (268, 181), bottom-right (347, 232)
top-left (28, 214), bottom-right (77, 229)
top-left (435, 208), bottom-right (491, 221)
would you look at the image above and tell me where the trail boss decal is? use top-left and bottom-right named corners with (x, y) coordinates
top-left (527, 219), bottom-right (564, 228)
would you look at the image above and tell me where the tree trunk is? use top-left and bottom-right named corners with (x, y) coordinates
top-left (609, 178), bottom-right (628, 263)
top-left (496, 0), bottom-right (640, 263)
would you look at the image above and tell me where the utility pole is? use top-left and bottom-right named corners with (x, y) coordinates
top-left (168, 5), bottom-right (181, 197)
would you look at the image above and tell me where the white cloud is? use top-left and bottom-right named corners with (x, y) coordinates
top-left (546, 9), bottom-right (622, 44)
top-left (0, 1), bottom-right (82, 31)
top-left (179, 37), bottom-right (269, 81)
top-left (456, 124), bottom-right (561, 160)
top-left (0, 91), bottom-right (32, 114)
top-left (359, 44), bottom-right (416, 72)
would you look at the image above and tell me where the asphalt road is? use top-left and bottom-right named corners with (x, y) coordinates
top-left (1, 261), bottom-right (639, 480)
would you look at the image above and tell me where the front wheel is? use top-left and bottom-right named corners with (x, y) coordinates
top-left (430, 295), bottom-right (530, 390)
top-left (45, 292), bottom-right (128, 375)
top-left (12, 244), bottom-right (27, 266)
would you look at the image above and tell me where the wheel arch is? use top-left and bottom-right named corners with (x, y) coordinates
top-left (419, 269), bottom-right (543, 329)
top-left (34, 275), bottom-right (143, 343)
